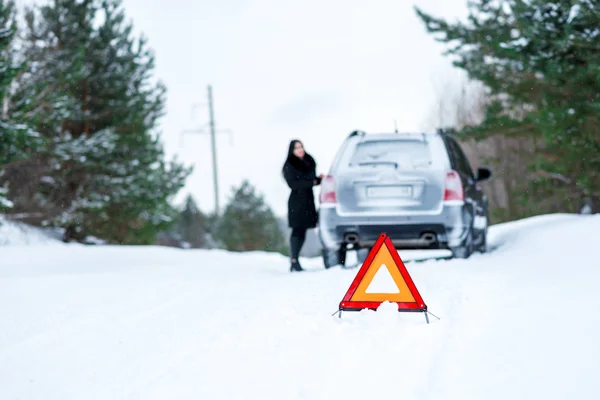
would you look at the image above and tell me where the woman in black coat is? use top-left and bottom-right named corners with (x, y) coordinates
top-left (282, 140), bottom-right (323, 272)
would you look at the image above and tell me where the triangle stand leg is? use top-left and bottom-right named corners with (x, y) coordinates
top-left (424, 310), bottom-right (430, 324)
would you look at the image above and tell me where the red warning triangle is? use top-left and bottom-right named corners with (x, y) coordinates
top-left (339, 233), bottom-right (427, 312)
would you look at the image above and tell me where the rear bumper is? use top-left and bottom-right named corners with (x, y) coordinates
top-left (318, 203), bottom-right (470, 250)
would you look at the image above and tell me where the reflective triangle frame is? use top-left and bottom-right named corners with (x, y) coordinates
top-left (339, 233), bottom-right (427, 314)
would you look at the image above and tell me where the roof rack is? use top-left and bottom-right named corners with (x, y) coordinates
top-left (348, 130), bottom-right (437, 140)
top-left (348, 130), bottom-right (367, 138)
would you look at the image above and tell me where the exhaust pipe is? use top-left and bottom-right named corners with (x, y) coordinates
top-left (344, 233), bottom-right (359, 244)
top-left (421, 233), bottom-right (436, 244)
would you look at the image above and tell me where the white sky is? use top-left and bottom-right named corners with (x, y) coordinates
top-left (17, 0), bottom-right (471, 216)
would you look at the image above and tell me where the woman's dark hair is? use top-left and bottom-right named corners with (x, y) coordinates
top-left (282, 139), bottom-right (314, 174)
top-left (287, 139), bottom-right (301, 159)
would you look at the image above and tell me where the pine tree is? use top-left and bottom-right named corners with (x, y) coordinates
top-left (0, 0), bottom-right (18, 111)
top-left (215, 180), bottom-right (286, 253)
top-left (0, 0), bottom-right (40, 211)
top-left (415, 1), bottom-right (600, 213)
top-left (177, 195), bottom-right (207, 248)
top-left (9, 0), bottom-right (191, 242)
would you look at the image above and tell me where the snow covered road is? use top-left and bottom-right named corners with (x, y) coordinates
top-left (1, 214), bottom-right (599, 399)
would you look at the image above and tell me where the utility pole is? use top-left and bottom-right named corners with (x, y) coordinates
top-left (207, 85), bottom-right (219, 214)
top-left (180, 85), bottom-right (232, 216)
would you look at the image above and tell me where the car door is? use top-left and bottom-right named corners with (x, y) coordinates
top-left (448, 138), bottom-right (487, 231)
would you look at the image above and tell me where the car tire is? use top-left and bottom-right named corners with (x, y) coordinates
top-left (322, 246), bottom-right (346, 269)
top-left (476, 228), bottom-right (488, 253)
top-left (450, 227), bottom-right (474, 259)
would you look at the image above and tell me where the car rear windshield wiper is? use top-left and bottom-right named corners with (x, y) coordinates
top-left (357, 161), bottom-right (398, 168)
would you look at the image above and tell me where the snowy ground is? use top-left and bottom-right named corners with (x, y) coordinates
top-left (0, 216), bottom-right (63, 246)
top-left (1, 213), bottom-right (599, 399)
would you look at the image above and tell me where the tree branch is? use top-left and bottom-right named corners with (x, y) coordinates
top-left (537, 171), bottom-right (600, 198)
top-left (465, 123), bottom-right (537, 138)
top-left (537, 170), bottom-right (572, 185)
top-left (4, 212), bottom-right (47, 220)
top-left (573, 42), bottom-right (600, 51)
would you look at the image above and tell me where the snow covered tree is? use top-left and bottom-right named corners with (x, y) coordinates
top-left (176, 195), bottom-right (207, 248)
top-left (0, 0), bottom-right (40, 212)
top-left (215, 180), bottom-right (286, 253)
top-left (9, 0), bottom-right (191, 242)
top-left (0, 0), bottom-right (18, 113)
top-left (416, 0), bottom-right (600, 213)
top-left (35, 130), bottom-right (189, 244)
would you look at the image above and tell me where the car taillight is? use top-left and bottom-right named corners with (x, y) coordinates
top-left (444, 170), bottom-right (464, 201)
top-left (320, 175), bottom-right (337, 203)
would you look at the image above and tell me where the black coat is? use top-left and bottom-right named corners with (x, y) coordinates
top-left (283, 153), bottom-right (321, 229)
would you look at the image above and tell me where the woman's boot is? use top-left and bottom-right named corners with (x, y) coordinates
top-left (290, 258), bottom-right (304, 272)
top-left (289, 230), bottom-right (306, 272)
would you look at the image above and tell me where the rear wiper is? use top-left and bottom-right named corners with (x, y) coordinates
top-left (357, 161), bottom-right (398, 168)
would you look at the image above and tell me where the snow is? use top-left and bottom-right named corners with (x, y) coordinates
top-left (0, 192), bottom-right (13, 208)
top-left (567, 4), bottom-right (581, 23)
top-left (0, 215), bottom-right (64, 246)
top-left (1, 213), bottom-right (599, 399)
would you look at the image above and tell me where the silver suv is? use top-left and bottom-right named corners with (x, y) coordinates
top-left (317, 129), bottom-right (492, 267)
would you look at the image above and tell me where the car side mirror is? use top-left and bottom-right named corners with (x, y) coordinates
top-left (476, 167), bottom-right (492, 182)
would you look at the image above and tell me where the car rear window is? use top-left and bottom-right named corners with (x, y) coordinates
top-left (349, 139), bottom-right (432, 169)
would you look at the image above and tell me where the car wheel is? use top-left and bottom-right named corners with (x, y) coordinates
top-left (450, 227), bottom-right (474, 259)
top-left (322, 246), bottom-right (346, 269)
top-left (476, 228), bottom-right (488, 253)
